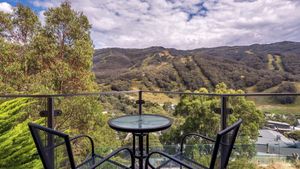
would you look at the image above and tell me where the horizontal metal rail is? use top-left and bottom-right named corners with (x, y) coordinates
top-left (0, 90), bottom-right (139, 98)
top-left (1, 90), bottom-right (300, 98)
top-left (141, 90), bottom-right (300, 96)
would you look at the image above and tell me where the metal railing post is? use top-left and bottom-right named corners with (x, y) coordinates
top-left (220, 96), bottom-right (228, 169)
top-left (47, 97), bottom-right (55, 169)
top-left (138, 91), bottom-right (143, 115)
top-left (221, 96), bottom-right (228, 130)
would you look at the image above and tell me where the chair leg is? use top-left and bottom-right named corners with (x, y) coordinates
top-left (145, 160), bottom-right (153, 169)
top-left (92, 155), bottom-right (95, 165)
top-left (132, 155), bottom-right (135, 169)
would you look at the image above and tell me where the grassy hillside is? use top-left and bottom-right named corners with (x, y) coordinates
top-left (247, 82), bottom-right (300, 115)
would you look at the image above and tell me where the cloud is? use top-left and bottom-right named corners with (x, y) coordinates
top-left (38, 10), bottom-right (46, 26)
top-left (0, 2), bottom-right (13, 13)
top-left (32, 0), bottom-right (61, 8)
top-left (31, 0), bottom-right (300, 49)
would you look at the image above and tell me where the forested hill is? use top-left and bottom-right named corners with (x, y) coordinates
top-left (93, 41), bottom-right (300, 92)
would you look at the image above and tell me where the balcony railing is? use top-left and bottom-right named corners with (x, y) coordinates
top-left (1, 90), bottom-right (300, 168)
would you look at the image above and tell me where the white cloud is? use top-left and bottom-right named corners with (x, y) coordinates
top-left (0, 2), bottom-right (13, 13)
top-left (38, 10), bottom-right (46, 26)
top-left (32, 0), bottom-right (61, 8)
top-left (32, 0), bottom-right (300, 49)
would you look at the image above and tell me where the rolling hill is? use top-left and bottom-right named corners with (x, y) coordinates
top-left (93, 41), bottom-right (300, 92)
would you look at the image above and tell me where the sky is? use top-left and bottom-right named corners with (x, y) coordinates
top-left (1, 0), bottom-right (300, 49)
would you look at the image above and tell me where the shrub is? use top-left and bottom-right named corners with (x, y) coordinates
top-left (286, 130), bottom-right (300, 141)
top-left (274, 83), bottom-right (297, 104)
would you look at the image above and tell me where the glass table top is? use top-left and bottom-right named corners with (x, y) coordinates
top-left (108, 114), bottom-right (172, 132)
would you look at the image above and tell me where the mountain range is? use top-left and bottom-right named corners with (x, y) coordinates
top-left (93, 41), bottom-right (300, 92)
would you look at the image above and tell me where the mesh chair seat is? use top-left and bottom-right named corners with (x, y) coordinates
top-left (148, 152), bottom-right (209, 169)
top-left (148, 153), bottom-right (208, 169)
top-left (76, 154), bottom-right (130, 169)
top-left (76, 155), bottom-right (102, 169)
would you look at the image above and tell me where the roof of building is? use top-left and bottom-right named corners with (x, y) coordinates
top-left (256, 129), bottom-right (295, 147)
top-left (267, 120), bottom-right (291, 126)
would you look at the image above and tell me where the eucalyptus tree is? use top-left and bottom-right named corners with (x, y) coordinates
top-left (0, 4), bottom-right (40, 91)
top-left (161, 83), bottom-right (264, 161)
top-left (0, 2), bottom-right (120, 168)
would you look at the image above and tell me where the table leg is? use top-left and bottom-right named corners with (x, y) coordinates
top-left (138, 133), bottom-right (143, 169)
top-left (132, 133), bottom-right (150, 169)
top-left (133, 133), bottom-right (136, 156)
top-left (145, 134), bottom-right (149, 169)
top-left (132, 133), bottom-right (137, 168)
top-left (146, 134), bottom-right (149, 154)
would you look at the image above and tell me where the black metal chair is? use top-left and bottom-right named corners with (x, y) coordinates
top-left (145, 119), bottom-right (242, 169)
top-left (28, 122), bottom-right (135, 169)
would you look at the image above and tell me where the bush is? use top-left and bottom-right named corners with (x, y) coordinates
top-left (286, 130), bottom-right (300, 141)
top-left (293, 160), bottom-right (300, 169)
top-left (229, 157), bottom-right (257, 169)
top-left (274, 83), bottom-right (297, 104)
top-left (111, 80), bottom-right (130, 91)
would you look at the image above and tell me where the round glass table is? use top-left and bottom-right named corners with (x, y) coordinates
top-left (108, 114), bottom-right (173, 169)
top-left (108, 114), bottom-right (172, 132)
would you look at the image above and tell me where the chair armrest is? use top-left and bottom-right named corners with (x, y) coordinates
top-left (44, 134), bottom-right (95, 153)
top-left (180, 133), bottom-right (215, 153)
top-left (90, 147), bottom-right (134, 169)
top-left (145, 151), bottom-right (194, 169)
top-left (70, 134), bottom-right (95, 156)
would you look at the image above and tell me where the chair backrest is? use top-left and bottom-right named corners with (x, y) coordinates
top-left (209, 119), bottom-right (242, 169)
top-left (28, 123), bottom-right (76, 169)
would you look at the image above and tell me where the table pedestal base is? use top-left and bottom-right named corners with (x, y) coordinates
top-left (133, 133), bottom-right (149, 169)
